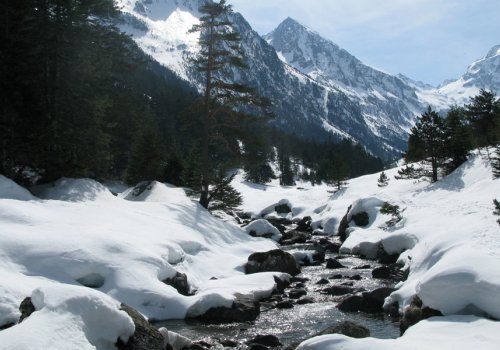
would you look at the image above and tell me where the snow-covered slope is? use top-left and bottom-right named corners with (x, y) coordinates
top-left (233, 153), bottom-right (500, 348)
top-left (0, 178), bottom-right (280, 348)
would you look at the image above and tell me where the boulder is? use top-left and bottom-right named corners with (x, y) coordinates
top-left (247, 344), bottom-right (269, 350)
top-left (296, 297), bottom-right (315, 305)
top-left (247, 335), bottom-right (282, 347)
top-left (288, 289), bottom-right (307, 299)
top-left (280, 230), bottom-right (309, 245)
top-left (295, 216), bottom-right (313, 232)
top-left (325, 258), bottom-right (345, 269)
top-left (275, 202), bottom-right (292, 214)
top-left (316, 321), bottom-right (370, 338)
top-left (400, 296), bottom-right (443, 334)
top-left (163, 272), bottom-right (190, 296)
top-left (329, 274), bottom-right (343, 280)
top-left (316, 278), bottom-right (329, 285)
top-left (349, 275), bottom-right (362, 281)
top-left (337, 287), bottom-right (395, 314)
top-left (320, 286), bottom-right (355, 296)
top-left (117, 304), bottom-right (164, 350)
top-left (189, 294), bottom-right (259, 324)
top-left (351, 212), bottom-right (369, 227)
top-left (337, 295), bottom-right (364, 312)
top-left (19, 297), bottom-right (36, 323)
top-left (275, 301), bottom-right (294, 309)
top-left (245, 249), bottom-right (301, 276)
top-left (372, 266), bottom-right (392, 279)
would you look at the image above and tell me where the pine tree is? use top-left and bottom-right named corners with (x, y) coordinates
top-left (377, 171), bottom-right (389, 187)
top-left (493, 199), bottom-right (500, 226)
top-left (493, 145), bottom-right (500, 179)
top-left (405, 107), bottom-right (447, 182)
top-left (188, 0), bottom-right (271, 209)
top-left (466, 89), bottom-right (499, 148)
top-left (443, 106), bottom-right (471, 174)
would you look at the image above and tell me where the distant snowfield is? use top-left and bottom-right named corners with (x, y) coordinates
top-left (0, 153), bottom-right (499, 348)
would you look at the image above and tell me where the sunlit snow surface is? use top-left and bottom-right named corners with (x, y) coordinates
top-left (0, 153), bottom-right (499, 348)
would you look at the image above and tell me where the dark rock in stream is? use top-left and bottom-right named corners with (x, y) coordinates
top-left (247, 334), bottom-right (282, 347)
top-left (117, 304), bottom-right (164, 350)
top-left (316, 278), bottom-right (329, 285)
top-left (316, 321), bottom-right (371, 338)
top-left (296, 297), bottom-right (315, 305)
top-left (288, 289), bottom-right (307, 299)
top-left (337, 287), bottom-right (396, 314)
top-left (189, 294), bottom-right (260, 323)
top-left (245, 249), bottom-right (301, 276)
top-left (275, 301), bottom-right (294, 309)
top-left (329, 274), bottom-right (343, 280)
top-left (325, 258), bottom-right (345, 269)
top-left (320, 285), bottom-right (355, 296)
top-left (295, 216), bottom-right (313, 232)
top-left (400, 296), bottom-right (443, 334)
top-left (280, 230), bottom-right (310, 245)
top-left (349, 275), bottom-right (362, 281)
top-left (247, 344), bottom-right (269, 350)
top-left (372, 266), bottom-right (392, 279)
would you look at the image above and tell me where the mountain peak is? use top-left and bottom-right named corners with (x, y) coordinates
top-left (486, 44), bottom-right (500, 59)
top-left (271, 17), bottom-right (313, 35)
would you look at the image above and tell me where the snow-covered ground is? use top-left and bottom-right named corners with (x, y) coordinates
top-left (0, 177), bottom-right (278, 349)
top-left (232, 153), bottom-right (500, 348)
top-left (1, 152), bottom-right (499, 349)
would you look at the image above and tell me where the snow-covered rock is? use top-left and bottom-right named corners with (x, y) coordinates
top-left (0, 175), bottom-right (37, 201)
top-left (244, 219), bottom-right (282, 241)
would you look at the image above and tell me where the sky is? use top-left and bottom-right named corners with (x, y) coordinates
top-left (227, 0), bottom-right (500, 86)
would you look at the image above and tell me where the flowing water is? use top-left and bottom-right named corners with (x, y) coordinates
top-left (157, 241), bottom-right (400, 347)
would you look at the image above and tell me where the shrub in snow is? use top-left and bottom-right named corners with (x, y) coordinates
top-left (494, 199), bottom-right (500, 226)
top-left (377, 171), bottom-right (389, 187)
top-left (244, 219), bottom-right (282, 241)
top-left (380, 202), bottom-right (403, 229)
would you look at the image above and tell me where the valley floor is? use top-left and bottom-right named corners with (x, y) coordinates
top-left (0, 153), bottom-right (499, 349)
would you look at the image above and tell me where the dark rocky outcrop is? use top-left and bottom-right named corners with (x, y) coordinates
top-left (337, 295), bottom-right (364, 312)
top-left (245, 249), bottom-right (301, 276)
top-left (247, 334), bottom-right (282, 348)
top-left (163, 272), bottom-right (190, 296)
top-left (117, 304), bottom-right (164, 350)
top-left (325, 258), bottom-right (345, 269)
top-left (316, 321), bottom-right (370, 338)
top-left (372, 266), bottom-right (392, 279)
top-left (190, 294), bottom-right (260, 324)
top-left (19, 297), bottom-right (36, 323)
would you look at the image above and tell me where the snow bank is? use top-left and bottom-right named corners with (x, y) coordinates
top-left (235, 153), bottom-right (500, 331)
top-left (31, 178), bottom-right (116, 202)
top-left (297, 316), bottom-right (500, 350)
top-left (0, 176), bottom-right (277, 346)
top-left (121, 181), bottom-right (191, 205)
top-left (0, 285), bottom-right (134, 350)
top-left (244, 219), bottom-right (282, 241)
top-left (0, 175), bottom-right (37, 201)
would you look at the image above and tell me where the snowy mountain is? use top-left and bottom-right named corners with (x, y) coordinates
top-left (438, 44), bottom-right (500, 105)
top-left (115, 0), bottom-right (500, 159)
top-left (116, 0), bottom-right (413, 158)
